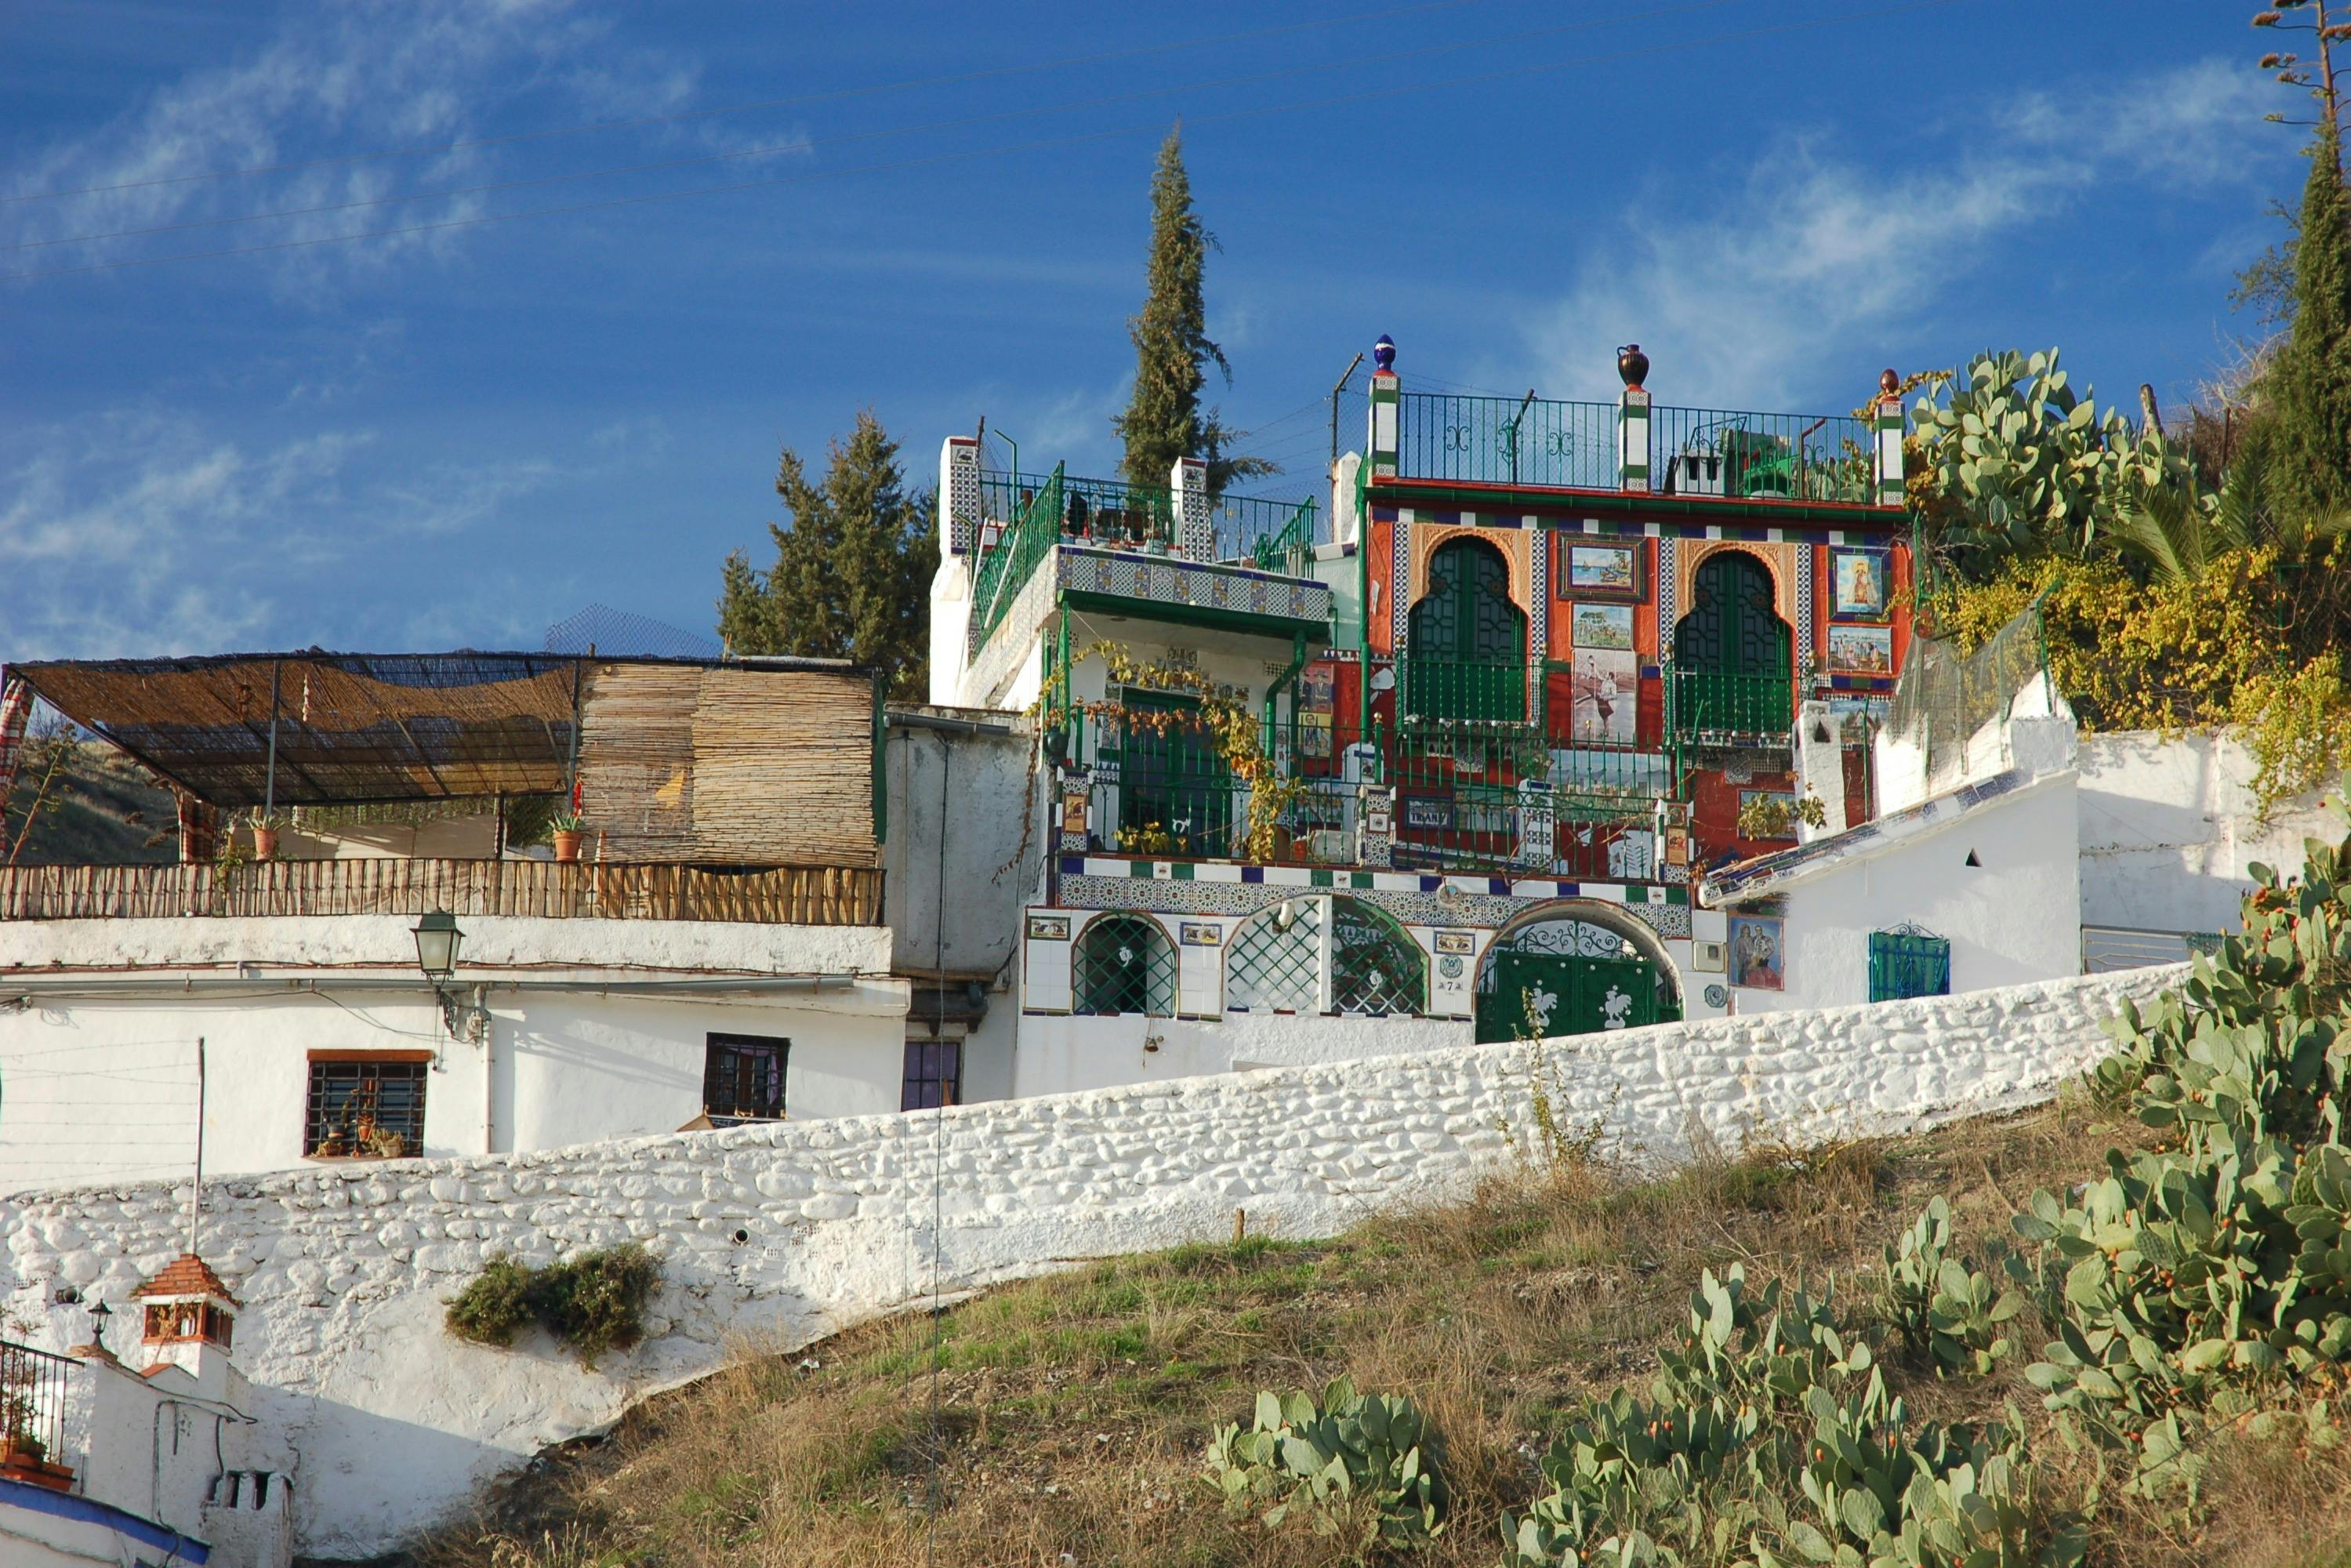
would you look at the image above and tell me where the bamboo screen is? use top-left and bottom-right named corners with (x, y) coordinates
top-left (578, 663), bottom-right (879, 866)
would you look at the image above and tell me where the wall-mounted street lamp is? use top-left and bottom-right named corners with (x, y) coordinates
top-left (412, 910), bottom-right (488, 1042)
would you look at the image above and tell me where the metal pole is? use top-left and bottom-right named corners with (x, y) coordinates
top-left (264, 662), bottom-right (281, 823)
top-left (188, 1036), bottom-right (205, 1257)
top-left (1328, 352), bottom-right (1365, 470)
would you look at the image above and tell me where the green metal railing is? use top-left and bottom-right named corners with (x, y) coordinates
top-left (1395, 392), bottom-right (1617, 488)
top-left (1388, 392), bottom-right (1881, 505)
top-left (1663, 665), bottom-right (1798, 742)
top-left (1649, 405), bottom-right (1874, 504)
top-left (971, 466), bottom-right (1065, 643)
top-left (1400, 656), bottom-right (1531, 724)
top-left (1212, 493), bottom-right (1321, 572)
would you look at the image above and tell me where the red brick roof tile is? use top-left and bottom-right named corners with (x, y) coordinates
top-left (129, 1253), bottom-right (238, 1305)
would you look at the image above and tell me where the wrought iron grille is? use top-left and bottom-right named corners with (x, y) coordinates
top-left (0, 1338), bottom-right (75, 1472)
top-left (1225, 898), bottom-right (1322, 1012)
top-left (304, 1058), bottom-right (426, 1156)
top-left (1329, 897), bottom-right (1425, 1016)
top-left (1073, 913), bottom-right (1177, 1017)
top-left (703, 1034), bottom-right (789, 1120)
top-left (1867, 927), bottom-right (1950, 1002)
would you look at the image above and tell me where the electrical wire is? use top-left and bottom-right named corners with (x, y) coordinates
top-left (5, 0), bottom-right (1751, 256)
top-left (1, 0), bottom-right (1509, 206)
top-left (1, 0), bottom-right (1971, 284)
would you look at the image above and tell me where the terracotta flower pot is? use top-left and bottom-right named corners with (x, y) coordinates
top-left (552, 829), bottom-right (584, 863)
top-left (252, 827), bottom-right (279, 861)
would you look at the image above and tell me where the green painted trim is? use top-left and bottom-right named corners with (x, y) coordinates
top-left (1172, 862), bottom-right (1195, 881)
top-left (1350, 870), bottom-right (1374, 888)
top-left (1061, 590), bottom-right (1333, 643)
top-left (1129, 860), bottom-right (1155, 879)
top-left (1373, 480), bottom-right (1907, 529)
top-left (1664, 886), bottom-right (1688, 906)
top-left (1310, 868), bottom-right (1335, 887)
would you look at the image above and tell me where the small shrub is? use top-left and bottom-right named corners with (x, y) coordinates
top-left (444, 1256), bottom-right (537, 1348)
top-left (443, 1244), bottom-right (661, 1367)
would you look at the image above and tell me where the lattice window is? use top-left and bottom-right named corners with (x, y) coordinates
top-left (1226, 897), bottom-right (1322, 1012)
top-left (303, 1058), bottom-right (426, 1157)
top-left (1868, 925), bottom-right (1950, 1003)
top-left (1073, 913), bottom-right (1177, 1017)
top-left (705, 1034), bottom-right (789, 1121)
top-left (1329, 896), bottom-right (1425, 1017)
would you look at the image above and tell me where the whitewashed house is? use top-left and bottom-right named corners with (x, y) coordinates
top-left (1, 1252), bottom-right (291, 1568)
top-left (0, 652), bottom-right (920, 1192)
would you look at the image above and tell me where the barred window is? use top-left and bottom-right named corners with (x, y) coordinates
top-left (704, 1034), bottom-right (789, 1123)
top-left (1072, 913), bottom-right (1177, 1017)
top-left (304, 1057), bottom-right (427, 1158)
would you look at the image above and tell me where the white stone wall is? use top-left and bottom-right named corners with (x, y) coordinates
top-left (2078, 730), bottom-right (2340, 935)
top-left (0, 965), bottom-right (2182, 1560)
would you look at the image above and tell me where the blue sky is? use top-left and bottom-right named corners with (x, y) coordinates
top-left (0, 0), bottom-right (2301, 661)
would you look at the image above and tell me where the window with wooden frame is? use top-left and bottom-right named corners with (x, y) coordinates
top-left (304, 1053), bottom-right (429, 1159)
top-left (143, 1302), bottom-right (234, 1348)
top-left (901, 1040), bottom-right (961, 1111)
top-left (704, 1034), bottom-right (789, 1122)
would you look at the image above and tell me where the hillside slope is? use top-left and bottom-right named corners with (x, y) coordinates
top-left (2, 740), bottom-right (177, 866)
top-left (407, 1101), bottom-right (2351, 1568)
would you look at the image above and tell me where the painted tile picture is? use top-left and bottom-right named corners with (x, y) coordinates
top-left (1830, 548), bottom-right (1890, 619)
top-left (1567, 648), bottom-right (1638, 744)
top-left (1726, 914), bottom-right (1784, 991)
top-left (1570, 601), bottom-right (1634, 650)
top-left (1565, 542), bottom-right (1639, 597)
top-left (1827, 623), bottom-right (1894, 674)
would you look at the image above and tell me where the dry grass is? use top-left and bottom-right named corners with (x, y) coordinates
top-left (402, 1095), bottom-right (2351, 1568)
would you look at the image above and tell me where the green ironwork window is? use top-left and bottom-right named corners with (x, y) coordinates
top-left (1226, 898), bottom-right (1322, 1013)
top-left (1671, 550), bottom-right (1793, 736)
top-left (1073, 913), bottom-right (1177, 1017)
top-left (1329, 897), bottom-right (1426, 1017)
top-left (1406, 539), bottom-right (1526, 722)
top-left (1867, 925), bottom-right (1950, 1003)
top-left (1115, 692), bottom-right (1233, 857)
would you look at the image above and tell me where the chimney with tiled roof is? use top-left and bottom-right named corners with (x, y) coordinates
top-left (129, 1251), bottom-right (238, 1390)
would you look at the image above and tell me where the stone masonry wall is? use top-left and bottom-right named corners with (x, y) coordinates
top-left (1, 965), bottom-right (2185, 1559)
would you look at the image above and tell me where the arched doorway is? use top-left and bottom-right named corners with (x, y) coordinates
top-left (1407, 536), bottom-right (1526, 721)
top-left (1671, 550), bottom-right (1792, 735)
top-left (1473, 902), bottom-right (1682, 1042)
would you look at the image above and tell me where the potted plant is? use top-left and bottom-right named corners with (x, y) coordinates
top-left (0, 1388), bottom-right (45, 1468)
top-left (550, 811), bottom-right (586, 864)
top-left (350, 1081), bottom-right (379, 1150)
top-left (370, 1127), bottom-right (407, 1158)
top-left (248, 811), bottom-right (285, 862)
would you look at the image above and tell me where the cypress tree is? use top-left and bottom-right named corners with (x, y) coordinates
top-left (1112, 126), bottom-right (1273, 496)
top-left (717, 411), bottom-right (938, 699)
top-left (2270, 119), bottom-right (2351, 517)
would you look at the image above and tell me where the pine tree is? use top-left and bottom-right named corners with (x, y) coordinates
top-left (1112, 126), bottom-right (1273, 497)
top-left (717, 411), bottom-right (939, 699)
top-left (2270, 118), bottom-right (2351, 517)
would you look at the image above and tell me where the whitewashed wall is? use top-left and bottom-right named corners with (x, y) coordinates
top-left (0, 964), bottom-right (2179, 1560)
top-left (2077, 730), bottom-right (2340, 935)
top-left (1735, 771), bottom-right (2082, 1014)
top-left (0, 916), bottom-right (903, 1190)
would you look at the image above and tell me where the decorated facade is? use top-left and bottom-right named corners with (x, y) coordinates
top-left (936, 336), bottom-right (1922, 1057)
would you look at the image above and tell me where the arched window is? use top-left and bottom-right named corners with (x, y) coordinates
top-left (1407, 538), bottom-right (1526, 721)
top-left (1329, 897), bottom-right (1426, 1017)
top-left (1225, 897), bottom-right (1322, 1014)
top-left (1671, 551), bottom-right (1791, 736)
top-left (1072, 913), bottom-right (1176, 1017)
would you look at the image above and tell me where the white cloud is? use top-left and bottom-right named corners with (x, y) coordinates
top-left (1526, 59), bottom-right (2280, 411)
top-left (0, 0), bottom-right (708, 294)
top-left (0, 411), bottom-right (556, 660)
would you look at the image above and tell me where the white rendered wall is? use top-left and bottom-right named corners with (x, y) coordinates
top-left (1732, 772), bottom-right (2081, 1014)
top-left (0, 982), bottom-right (909, 1192)
top-left (2077, 730), bottom-right (2338, 935)
top-left (0, 965), bottom-right (2180, 1561)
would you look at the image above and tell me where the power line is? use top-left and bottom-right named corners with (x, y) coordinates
top-left (1, 0), bottom-right (1971, 285)
top-left (6, 0), bottom-right (1750, 256)
top-left (0, 0), bottom-right (1507, 206)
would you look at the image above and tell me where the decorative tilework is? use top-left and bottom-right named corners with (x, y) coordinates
top-left (1391, 512), bottom-right (1410, 652)
top-left (1529, 524), bottom-right (1550, 666)
top-left (1657, 535), bottom-right (1678, 648)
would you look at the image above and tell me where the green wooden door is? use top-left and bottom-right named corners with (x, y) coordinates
top-left (1671, 551), bottom-right (1792, 735)
top-left (1406, 538), bottom-right (1526, 721)
top-left (1477, 950), bottom-right (1663, 1043)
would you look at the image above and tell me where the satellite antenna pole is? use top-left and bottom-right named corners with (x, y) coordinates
top-left (187, 1036), bottom-right (206, 1256)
